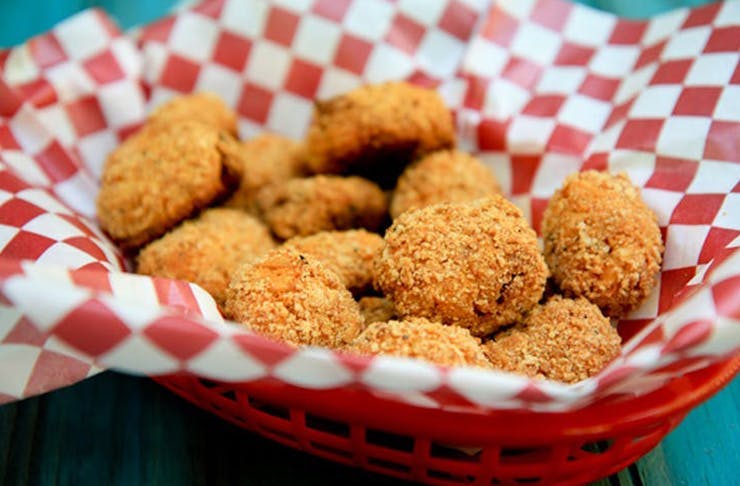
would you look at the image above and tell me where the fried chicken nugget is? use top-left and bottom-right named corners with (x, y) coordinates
top-left (305, 82), bottom-right (455, 183)
top-left (390, 150), bottom-right (501, 218)
top-left (224, 248), bottom-right (364, 348)
top-left (148, 92), bottom-right (238, 136)
top-left (542, 171), bottom-right (663, 318)
top-left (348, 318), bottom-right (492, 368)
top-left (96, 121), bottom-right (243, 249)
top-left (482, 297), bottom-right (621, 383)
top-left (375, 196), bottom-right (548, 337)
top-left (283, 230), bottom-right (384, 295)
top-left (357, 296), bottom-right (397, 326)
top-left (255, 175), bottom-right (388, 240)
top-left (224, 133), bottom-right (307, 213)
top-left (137, 208), bottom-right (275, 309)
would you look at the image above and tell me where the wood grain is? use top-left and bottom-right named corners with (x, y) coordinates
top-left (0, 373), bottom-right (411, 486)
top-left (637, 377), bottom-right (740, 486)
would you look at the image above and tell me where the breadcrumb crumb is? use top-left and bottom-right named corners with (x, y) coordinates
top-left (482, 296), bottom-right (621, 383)
top-left (148, 92), bottom-right (238, 136)
top-left (348, 317), bottom-right (492, 368)
top-left (305, 82), bottom-right (455, 184)
top-left (283, 230), bottom-right (384, 295)
top-left (375, 196), bottom-right (548, 337)
top-left (137, 208), bottom-right (275, 309)
top-left (96, 121), bottom-right (243, 249)
top-left (357, 296), bottom-right (397, 325)
top-left (256, 175), bottom-right (388, 239)
top-left (542, 171), bottom-right (663, 318)
top-left (224, 248), bottom-right (364, 348)
top-left (390, 150), bottom-right (500, 218)
top-left (224, 133), bottom-right (307, 214)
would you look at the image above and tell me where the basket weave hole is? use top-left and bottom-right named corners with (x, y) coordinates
top-left (429, 442), bottom-right (483, 463)
top-left (305, 413), bottom-right (350, 438)
top-left (247, 396), bottom-right (290, 419)
top-left (570, 438), bottom-right (615, 459)
top-left (498, 446), bottom-right (552, 464)
top-left (365, 428), bottom-right (415, 453)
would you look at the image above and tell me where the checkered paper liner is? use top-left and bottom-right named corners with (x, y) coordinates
top-left (0, 0), bottom-right (738, 411)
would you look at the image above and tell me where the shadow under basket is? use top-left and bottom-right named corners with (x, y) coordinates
top-left (153, 356), bottom-right (739, 485)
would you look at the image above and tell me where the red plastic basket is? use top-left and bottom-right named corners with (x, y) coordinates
top-left (155, 356), bottom-right (738, 485)
top-left (1, 2), bottom-right (739, 484)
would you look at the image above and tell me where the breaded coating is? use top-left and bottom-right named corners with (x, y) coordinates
top-left (283, 230), bottom-right (384, 295)
top-left (148, 92), bottom-right (238, 136)
top-left (96, 121), bottom-right (243, 249)
top-left (224, 248), bottom-right (364, 348)
top-left (390, 150), bottom-right (501, 218)
top-left (304, 82), bottom-right (455, 183)
top-left (224, 133), bottom-right (307, 214)
top-left (255, 175), bottom-right (388, 240)
top-left (375, 196), bottom-right (548, 337)
top-left (136, 208), bottom-right (275, 309)
top-left (348, 318), bottom-right (492, 368)
top-left (357, 296), bottom-right (397, 325)
top-left (541, 171), bottom-right (663, 318)
top-left (482, 297), bottom-right (621, 383)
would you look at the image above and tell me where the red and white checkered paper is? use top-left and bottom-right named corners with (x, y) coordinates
top-left (0, 0), bottom-right (738, 411)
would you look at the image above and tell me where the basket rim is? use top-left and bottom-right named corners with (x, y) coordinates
top-left (155, 354), bottom-right (739, 445)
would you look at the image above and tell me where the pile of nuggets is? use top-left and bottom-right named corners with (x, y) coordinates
top-left (96, 82), bottom-right (663, 384)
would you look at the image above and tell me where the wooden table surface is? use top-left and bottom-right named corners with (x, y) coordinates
top-left (1, 1), bottom-right (734, 485)
top-left (1, 371), bottom-right (737, 485)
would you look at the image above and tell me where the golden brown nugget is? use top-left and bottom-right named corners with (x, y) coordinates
top-left (136, 208), bottom-right (275, 309)
top-left (148, 92), bottom-right (238, 136)
top-left (375, 196), bottom-right (548, 337)
top-left (255, 175), bottom-right (388, 240)
top-left (357, 296), bottom-right (396, 325)
top-left (224, 133), bottom-right (307, 213)
top-left (304, 82), bottom-right (455, 181)
top-left (541, 171), bottom-right (663, 318)
top-left (96, 121), bottom-right (244, 249)
top-left (348, 318), bottom-right (492, 368)
top-left (283, 230), bottom-right (384, 295)
top-left (482, 297), bottom-right (621, 383)
top-left (224, 248), bottom-right (364, 348)
top-left (390, 150), bottom-right (501, 218)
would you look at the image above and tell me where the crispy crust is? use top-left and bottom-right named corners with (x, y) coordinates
top-left (224, 248), bottom-right (364, 348)
top-left (347, 318), bottom-right (492, 368)
top-left (541, 171), bottom-right (663, 318)
top-left (357, 296), bottom-right (397, 325)
top-left (148, 92), bottom-right (238, 136)
top-left (255, 175), bottom-right (388, 240)
top-left (96, 121), bottom-right (243, 250)
top-left (375, 196), bottom-right (548, 337)
top-left (283, 230), bottom-right (384, 295)
top-left (224, 133), bottom-right (307, 214)
top-left (136, 208), bottom-right (275, 309)
top-left (304, 82), bottom-right (455, 178)
top-left (482, 296), bottom-right (621, 383)
top-left (390, 150), bottom-right (501, 218)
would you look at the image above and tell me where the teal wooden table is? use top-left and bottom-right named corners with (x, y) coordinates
top-left (0, 371), bottom-right (738, 485)
top-left (2, 1), bottom-right (736, 485)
